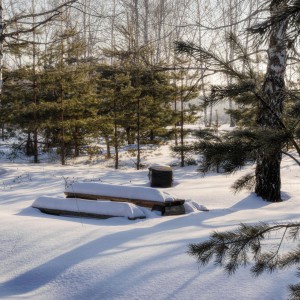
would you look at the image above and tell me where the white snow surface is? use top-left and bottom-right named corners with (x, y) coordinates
top-left (32, 197), bottom-right (146, 219)
top-left (0, 144), bottom-right (300, 300)
top-left (65, 182), bottom-right (175, 203)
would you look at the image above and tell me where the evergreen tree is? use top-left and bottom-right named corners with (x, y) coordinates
top-left (96, 55), bottom-right (176, 169)
top-left (38, 35), bottom-right (98, 163)
top-left (186, 2), bottom-right (300, 298)
top-left (175, 0), bottom-right (300, 202)
top-left (97, 65), bottom-right (136, 169)
top-left (170, 69), bottom-right (201, 167)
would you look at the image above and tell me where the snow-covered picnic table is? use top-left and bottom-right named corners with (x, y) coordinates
top-left (32, 182), bottom-right (187, 220)
top-left (32, 183), bottom-right (209, 220)
top-left (64, 182), bottom-right (185, 214)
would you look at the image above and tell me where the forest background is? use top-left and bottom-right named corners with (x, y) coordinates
top-left (0, 0), bottom-right (267, 168)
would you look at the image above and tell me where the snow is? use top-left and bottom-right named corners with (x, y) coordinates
top-left (0, 143), bottom-right (299, 300)
top-left (65, 182), bottom-right (176, 203)
top-left (184, 199), bottom-right (208, 212)
top-left (32, 197), bottom-right (146, 219)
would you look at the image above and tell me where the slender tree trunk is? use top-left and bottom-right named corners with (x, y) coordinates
top-left (255, 0), bottom-right (288, 202)
top-left (133, 0), bottom-right (139, 46)
top-left (26, 132), bottom-right (33, 156)
top-left (155, 0), bottom-right (165, 63)
top-left (174, 97), bottom-right (178, 146)
top-left (225, 0), bottom-right (237, 127)
top-left (104, 135), bottom-right (111, 159)
top-left (208, 103), bottom-right (213, 127)
top-left (74, 126), bottom-right (80, 157)
top-left (143, 0), bottom-right (149, 44)
top-left (60, 11), bottom-right (65, 165)
top-left (1, 123), bottom-right (4, 140)
top-left (113, 85), bottom-right (119, 169)
top-left (196, 0), bottom-right (208, 127)
top-left (0, 0), bottom-right (3, 94)
top-left (32, 0), bottom-right (39, 163)
top-left (114, 122), bottom-right (119, 169)
top-left (180, 78), bottom-right (184, 167)
top-left (110, 0), bottom-right (116, 65)
top-left (60, 82), bottom-right (65, 165)
top-left (137, 97), bottom-right (141, 170)
top-left (133, 0), bottom-right (141, 170)
top-left (172, 72), bottom-right (178, 145)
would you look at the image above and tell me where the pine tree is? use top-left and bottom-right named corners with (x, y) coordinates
top-left (28, 25), bottom-right (99, 163)
top-left (175, 0), bottom-right (300, 202)
top-left (96, 53), bottom-right (177, 169)
top-left (186, 2), bottom-right (300, 297)
top-left (170, 69), bottom-right (201, 167)
top-left (97, 65), bottom-right (136, 169)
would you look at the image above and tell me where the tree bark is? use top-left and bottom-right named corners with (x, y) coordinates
top-left (255, 0), bottom-right (288, 202)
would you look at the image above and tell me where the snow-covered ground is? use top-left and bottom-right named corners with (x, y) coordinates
top-left (0, 144), bottom-right (299, 300)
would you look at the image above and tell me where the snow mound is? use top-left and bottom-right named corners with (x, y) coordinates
top-left (32, 196), bottom-right (146, 219)
top-left (184, 200), bottom-right (209, 213)
top-left (65, 182), bottom-right (177, 203)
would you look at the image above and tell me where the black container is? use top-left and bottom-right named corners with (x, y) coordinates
top-left (148, 165), bottom-right (173, 188)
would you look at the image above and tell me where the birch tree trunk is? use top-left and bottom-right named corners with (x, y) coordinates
top-left (255, 0), bottom-right (288, 202)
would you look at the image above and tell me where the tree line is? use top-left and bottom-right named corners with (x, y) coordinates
top-left (0, 0), bottom-right (202, 167)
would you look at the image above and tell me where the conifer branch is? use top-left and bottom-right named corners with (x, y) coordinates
top-left (189, 222), bottom-right (300, 274)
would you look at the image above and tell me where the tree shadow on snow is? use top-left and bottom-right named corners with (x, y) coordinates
top-left (2, 191), bottom-right (296, 298)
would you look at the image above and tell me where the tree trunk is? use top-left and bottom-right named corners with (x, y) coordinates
top-left (137, 97), bottom-right (141, 170)
top-left (114, 126), bottom-right (119, 170)
top-left (0, 0), bottom-right (3, 94)
top-left (227, 0), bottom-right (237, 127)
top-left (26, 132), bottom-right (34, 156)
top-left (59, 8), bottom-right (65, 166)
top-left (113, 93), bottom-right (119, 169)
top-left (1, 123), bottom-right (4, 140)
top-left (255, 0), bottom-right (288, 202)
top-left (104, 135), bottom-right (111, 159)
top-left (180, 78), bottom-right (184, 167)
top-left (32, 0), bottom-right (39, 163)
top-left (74, 126), bottom-right (80, 157)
